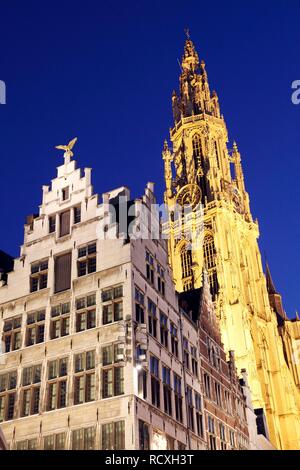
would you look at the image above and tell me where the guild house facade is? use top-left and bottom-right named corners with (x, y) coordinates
top-left (0, 148), bottom-right (258, 450)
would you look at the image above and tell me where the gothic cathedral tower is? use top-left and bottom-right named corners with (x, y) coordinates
top-left (163, 36), bottom-right (300, 449)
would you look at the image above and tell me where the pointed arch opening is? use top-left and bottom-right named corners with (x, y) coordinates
top-left (180, 245), bottom-right (193, 291)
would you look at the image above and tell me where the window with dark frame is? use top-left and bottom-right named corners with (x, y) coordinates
top-left (30, 260), bottom-right (48, 293)
top-left (139, 420), bottom-right (149, 450)
top-left (160, 312), bottom-right (168, 349)
top-left (0, 370), bottom-right (17, 422)
top-left (43, 432), bottom-right (66, 450)
top-left (174, 373), bottom-right (183, 423)
top-left (157, 264), bottom-right (165, 296)
top-left (102, 421), bottom-right (125, 450)
top-left (74, 206), bottom-right (81, 224)
top-left (147, 298), bottom-right (157, 338)
top-left (21, 364), bottom-right (42, 417)
top-left (162, 366), bottom-right (172, 416)
top-left (50, 302), bottom-right (70, 339)
top-left (62, 187), bottom-right (69, 201)
top-left (195, 392), bottom-right (203, 438)
top-left (150, 356), bottom-right (160, 409)
top-left (187, 386), bottom-right (194, 432)
top-left (26, 310), bottom-right (45, 346)
top-left (47, 358), bottom-right (68, 410)
top-left (102, 286), bottom-right (123, 324)
top-left (3, 317), bottom-right (22, 352)
top-left (71, 426), bottom-right (96, 450)
top-left (145, 250), bottom-right (154, 284)
top-left (49, 215), bottom-right (56, 234)
top-left (102, 344), bottom-right (124, 398)
top-left (170, 323), bottom-right (179, 358)
top-left (135, 287), bottom-right (145, 324)
top-left (183, 337), bottom-right (190, 370)
top-left (76, 294), bottom-right (96, 332)
top-left (74, 351), bottom-right (96, 405)
top-left (77, 242), bottom-right (97, 277)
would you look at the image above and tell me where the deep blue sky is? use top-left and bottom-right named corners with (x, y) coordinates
top-left (0, 1), bottom-right (299, 315)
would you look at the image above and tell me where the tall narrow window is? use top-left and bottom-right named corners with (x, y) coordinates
top-left (60, 210), bottom-right (70, 237)
top-left (150, 356), bottom-right (160, 408)
top-left (55, 252), bottom-right (72, 293)
top-left (77, 242), bottom-right (97, 277)
top-left (192, 134), bottom-right (203, 168)
top-left (74, 351), bottom-right (96, 404)
top-left (139, 420), bottom-right (150, 450)
top-left (30, 259), bottom-right (48, 293)
top-left (21, 364), bottom-right (41, 416)
top-left (203, 235), bottom-right (218, 300)
top-left (170, 323), bottom-right (178, 358)
top-left (187, 386), bottom-right (194, 432)
top-left (74, 206), bottom-right (81, 224)
top-left (145, 250), bottom-right (155, 284)
top-left (62, 187), bottom-right (69, 201)
top-left (76, 294), bottom-right (96, 332)
top-left (26, 310), bottom-right (45, 346)
top-left (102, 344), bottom-right (124, 398)
top-left (102, 286), bottom-right (123, 324)
top-left (181, 247), bottom-right (192, 280)
top-left (147, 299), bottom-right (157, 338)
top-left (135, 287), bottom-right (145, 323)
top-left (162, 366), bottom-right (172, 416)
top-left (174, 373), bottom-right (183, 423)
top-left (0, 370), bottom-right (17, 422)
top-left (49, 215), bottom-right (56, 234)
top-left (214, 140), bottom-right (220, 169)
top-left (50, 302), bottom-right (70, 339)
top-left (47, 358), bottom-right (68, 410)
top-left (3, 317), bottom-right (22, 352)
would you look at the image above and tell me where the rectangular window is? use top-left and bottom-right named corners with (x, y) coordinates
top-left (191, 346), bottom-right (198, 377)
top-left (47, 358), bottom-right (68, 410)
top-left (43, 432), bottom-right (66, 450)
top-left (16, 439), bottom-right (37, 450)
top-left (26, 310), bottom-right (45, 346)
top-left (160, 312), bottom-right (168, 348)
top-left (72, 426), bottom-right (96, 450)
top-left (204, 373), bottom-right (211, 399)
top-left (74, 351), bottom-right (96, 404)
top-left (0, 370), bottom-right (17, 422)
top-left (55, 252), bottom-right (72, 293)
top-left (215, 382), bottom-right (222, 406)
top-left (76, 294), bottom-right (96, 332)
top-left (183, 337), bottom-right (190, 370)
top-left (60, 210), bottom-right (70, 237)
top-left (77, 242), bottom-right (97, 277)
top-left (170, 323), bottom-right (178, 358)
top-left (138, 368), bottom-right (147, 400)
top-left (145, 250), bottom-right (154, 284)
top-left (135, 287), bottom-right (145, 324)
top-left (208, 416), bottom-right (216, 450)
top-left (3, 316), bottom-right (22, 352)
top-left (74, 206), bottom-right (81, 224)
top-left (30, 259), bottom-right (48, 293)
top-left (102, 344), bottom-right (124, 398)
top-left (150, 356), bottom-right (160, 408)
top-left (50, 302), bottom-right (70, 339)
top-left (187, 386), bottom-right (194, 432)
top-left (162, 366), bottom-right (172, 416)
top-left (157, 264), bottom-right (165, 296)
top-left (102, 286), bottom-right (123, 324)
top-left (174, 373), bottom-right (183, 423)
top-left (62, 187), bottom-right (69, 201)
top-left (21, 364), bottom-right (41, 416)
top-left (139, 420), bottom-right (150, 450)
top-left (102, 421), bottom-right (125, 450)
top-left (148, 299), bottom-right (157, 338)
top-left (49, 215), bottom-right (56, 234)
top-left (195, 392), bottom-right (203, 437)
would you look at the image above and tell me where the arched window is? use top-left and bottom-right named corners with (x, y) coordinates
top-left (181, 247), bottom-right (192, 280)
top-left (203, 235), bottom-right (218, 299)
top-left (192, 134), bottom-right (203, 167)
